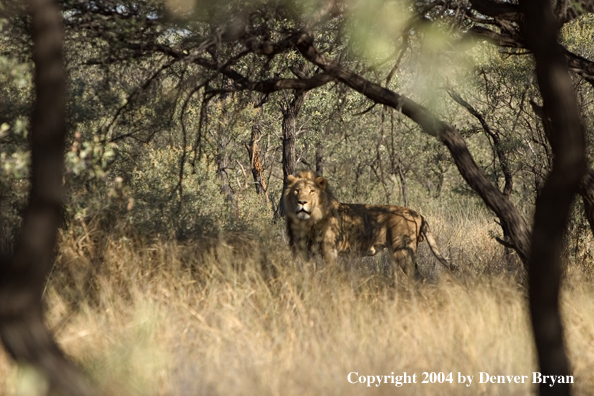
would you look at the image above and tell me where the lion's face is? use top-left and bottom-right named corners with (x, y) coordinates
top-left (290, 180), bottom-right (318, 220)
top-left (284, 172), bottom-right (328, 222)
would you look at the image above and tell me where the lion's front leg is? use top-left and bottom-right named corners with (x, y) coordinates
top-left (291, 238), bottom-right (311, 262)
top-left (319, 220), bottom-right (339, 264)
top-left (287, 219), bottom-right (313, 262)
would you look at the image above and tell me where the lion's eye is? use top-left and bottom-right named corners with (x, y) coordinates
top-left (294, 189), bottom-right (299, 194)
top-left (309, 189), bottom-right (314, 195)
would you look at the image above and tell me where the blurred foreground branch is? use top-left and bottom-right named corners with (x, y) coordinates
top-left (0, 0), bottom-right (95, 395)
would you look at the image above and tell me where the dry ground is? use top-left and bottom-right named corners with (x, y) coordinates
top-left (1, 209), bottom-right (594, 396)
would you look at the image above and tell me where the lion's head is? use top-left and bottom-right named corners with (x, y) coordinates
top-left (284, 171), bottom-right (330, 222)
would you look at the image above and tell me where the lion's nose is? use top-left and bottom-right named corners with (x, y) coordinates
top-left (298, 200), bottom-right (308, 205)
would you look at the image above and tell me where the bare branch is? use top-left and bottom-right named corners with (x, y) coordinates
top-left (103, 58), bottom-right (178, 142)
top-left (447, 88), bottom-right (513, 197)
top-left (467, 16), bottom-right (594, 88)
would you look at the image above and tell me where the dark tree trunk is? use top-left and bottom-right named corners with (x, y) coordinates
top-left (278, 89), bottom-right (307, 217)
top-left (0, 1), bottom-right (94, 395)
top-left (315, 142), bottom-right (324, 176)
top-left (281, 92), bottom-right (306, 183)
top-left (521, 0), bottom-right (587, 394)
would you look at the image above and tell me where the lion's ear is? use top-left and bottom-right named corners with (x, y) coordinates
top-left (315, 176), bottom-right (327, 190)
top-left (287, 175), bottom-right (297, 185)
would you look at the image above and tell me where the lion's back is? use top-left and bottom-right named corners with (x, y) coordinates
top-left (336, 203), bottom-right (424, 254)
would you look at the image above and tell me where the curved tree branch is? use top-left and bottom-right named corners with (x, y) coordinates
top-left (467, 16), bottom-right (594, 87)
top-left (294, 32), bottom-right (532, 265)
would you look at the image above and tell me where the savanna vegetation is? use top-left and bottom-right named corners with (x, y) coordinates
top-left (1, 0), bottom-right (594, 395)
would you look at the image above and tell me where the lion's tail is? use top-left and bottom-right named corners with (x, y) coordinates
top-left (420, 218), bottom-right (456, 271)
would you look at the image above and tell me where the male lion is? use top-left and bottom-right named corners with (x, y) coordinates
top-left (283, 171), bottom-right (453, 277)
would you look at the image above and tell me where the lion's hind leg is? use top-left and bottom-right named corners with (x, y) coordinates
top-left (391, 247), bottom-right (421, 280)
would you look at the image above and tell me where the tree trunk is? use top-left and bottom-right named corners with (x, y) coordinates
top-left (216, 141), bottom-right (234, 202)
top-left (315, 141), bottom-right (324, 176)
top-left (397, 165), bottom-right (408, 207)
top-left (521, 0), bottom-right (587, 394)
top-left (278, 89), bottom-right (307, 217)
top-left (246, 124), bottom-right (271, 204)
top-left (0, 1), bottom-right (94, 395)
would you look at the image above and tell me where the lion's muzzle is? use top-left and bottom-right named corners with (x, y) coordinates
top-left (296, 207), bottom-right (311, 220)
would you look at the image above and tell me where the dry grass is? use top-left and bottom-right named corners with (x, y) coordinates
top-left (1, 215), bottom-right (594, 396)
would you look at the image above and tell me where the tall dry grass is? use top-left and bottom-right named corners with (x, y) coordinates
top-left (1, 212), bottom-right (594, 396)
